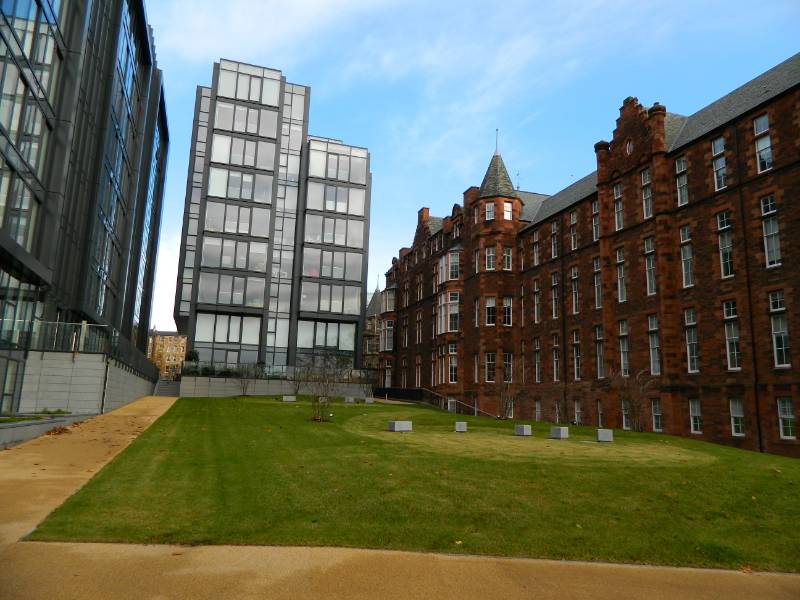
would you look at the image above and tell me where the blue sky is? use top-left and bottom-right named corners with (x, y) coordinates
top-left (147, 0), bottom-right (800, 331)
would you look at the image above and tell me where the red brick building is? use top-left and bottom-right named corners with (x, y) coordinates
top-left (379, 53), bottom-right (800, 457)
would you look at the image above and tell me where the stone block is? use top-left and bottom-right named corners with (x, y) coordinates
top-left (514, 424), bottom-right (532, 436)
top-left (388, 420), bottom-right (412, 432)
top-left (345, 396), bottom-right (354, 403)
top-left (597, 428), bottom-right (614, 442)
top-left (550, 426), bottom-right (569, 439)
top-left (282, 395), bottom-right (296, 402)
top-left (455, 421), bottom-right (467, 433)
top-left (364, 397), bottom-right (375, 404)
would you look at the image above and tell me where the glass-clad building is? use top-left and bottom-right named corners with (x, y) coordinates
top-left (0, 0), bottom-right (169, 412)
top-left (175, 59), bottom-right (371, 368)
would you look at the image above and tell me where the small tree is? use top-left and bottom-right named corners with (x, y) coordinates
top-left (609, 368), bottom-right (657, 432)
top-left (308, 352), bottom-right (350, 421)
top-left (236, 364), bottom-right (260, 398)
top-left (552, 394), bottom-right (567, 424)
top-left (289, 364), bottom-right (310, 397)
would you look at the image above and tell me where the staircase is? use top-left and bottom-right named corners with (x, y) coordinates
top-left (153, 379), bottom-right (181, 397)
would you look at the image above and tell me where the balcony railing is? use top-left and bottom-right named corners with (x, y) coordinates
top-left (0, 319), bottom-right (158, 380)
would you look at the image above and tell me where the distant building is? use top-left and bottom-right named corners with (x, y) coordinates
top-left (380, 53), bottom-right (800, 457)
top-left (147, 332), bottom-right (187, 380)
top-left (174, 59), bottom-right (371, 369)
top-left (0, 0), bottom-right (169, 412)
top-left (362, 289), bottom-right (381, 370)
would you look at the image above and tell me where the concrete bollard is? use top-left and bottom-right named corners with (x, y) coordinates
top-left (596, 428), bottom-right (614, 442)
top-left (514, 424), bottom-right (532, 436)
top-left (345, 396), bottom-right (355, 404)
top-left (282, 395), bottom-right (296, 402)
top-left (550, 426), bottom-right (569, 439)
top-left (455, 421), bottom-right (467, 433)
top-left (364, 397), bottom-right (375, 404)
top-left (388, 420), bottom-right (412, 432)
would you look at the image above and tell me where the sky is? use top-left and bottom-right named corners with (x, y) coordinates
top-left (146, 0), bottom-right (800, 331)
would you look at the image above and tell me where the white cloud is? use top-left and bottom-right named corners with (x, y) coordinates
top-left (149, 233), bottom-right (180, 332)
top-left (149, 0), bottom-right (394, 67)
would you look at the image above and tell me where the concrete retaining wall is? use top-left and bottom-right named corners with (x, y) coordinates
top-left (0, 414), bottom-right (90, 448)
top-left (180, 376), bottom-right (368, 398)
top-left (104, 359), bottom-right (156, 411)
top-left (18, 352), bottom-right (154, 414)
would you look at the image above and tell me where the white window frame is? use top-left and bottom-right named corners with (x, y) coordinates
top-left (729, 398), bottom-right (744, 437)
top-left (594, 325), bottom-right (604, 379)
top-left (485, 246), bottom-right (496, 270)
top-left (503, 201), bottom-right (512, 220)
top-left (717, 211), bottom-right (734, 279)
top-left (684, 308), bottom-right (698, 373)
top-left (591, 199), bottom-right (600, 241)
top-left (689, 399), bottom-right (702, 434)
top-left (485, 201), bottom-right (495, 221)
top-left (570, 266), bottom-right (579, 314)
top-left (723, 300), bottom-right (741, 371)
top-left (648, 315), bottom-right (661, 375)
top-left (592, 257), bottom-right (601, 309)
top-left (569, 210), bottom-right (578, 250)
top-left (485, 352), bottom-right (496, 383)
top-left (502, 296), bottom-right (512, 327)
top-left (619, 319), bottom-right (629, 377)
top-left (615, 248), bottom-right (626, 303)
top-left (770, 290), bottom-right (790, 368)
top-left (778, 398), bottom-right (796, 440)
top-left (502, 247), bottom-right (512, 271)
top-left (551, 272), bottom-right (559, 319)
top-left (641, 168), bottom-right (652, 219)
top-left (614, 197), bottom-right (624, 231)
top-left (485, 296), bottom-right (496, 327)
top-left (712, 136), bottom-right (726, 191)
top-left (675, 157), bottom-right (688, 206)
top-left (572, 330), bottom-right (581, 381)
top-left (651, 398), bottom-right (663, 432)
top-left (552, 334), bottom-right (560, 382)
top-left (680, 239), bottom-right (694, 288)
top-left (761, 195), bottom-right (781, 268)
top-left (644, 237), bottom-right (656, 296)
top-left (754, 115), bottom-right (773, 174)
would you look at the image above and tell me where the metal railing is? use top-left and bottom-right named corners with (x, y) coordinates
top-left (181, 361), bottom-right (378, 385)
top-left (0, 319), bottom-right (158, 381)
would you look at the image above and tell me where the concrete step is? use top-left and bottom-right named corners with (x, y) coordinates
top-left (153, 380), bottom-right (180, 396)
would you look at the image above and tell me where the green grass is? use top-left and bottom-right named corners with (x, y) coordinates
top-left (29, 397), bottom-right (800, 571)
top-left (0, 415), bottom-right (43, 423)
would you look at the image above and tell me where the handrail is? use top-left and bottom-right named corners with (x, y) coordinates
top-left (417, 387), bottom-right (499, 418)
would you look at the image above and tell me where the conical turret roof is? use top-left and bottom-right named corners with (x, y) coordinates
top-left (478, 153), bottom-right (519, 199)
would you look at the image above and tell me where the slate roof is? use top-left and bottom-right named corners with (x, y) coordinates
top-left (365, 291), bottom-right (381, 317)
top-left (668, 52), bottom-right (800, 151)
top-left (428, 216), bottom-right (444, 234)
top-left (520, 171), bottom-right (597, 233)
top-left (518, 190), bottom-right (550, 222)
top-left (664, 112), bottom-right (688, 149)
top-left (517, 52), bottom-right (800, 231)
top-left (478, 153), bottom-right (519, 199)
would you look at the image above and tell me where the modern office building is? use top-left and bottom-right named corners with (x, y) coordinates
top-left (174, 59), bottom-right (371, 369)
top-left (379, 53), bottom-right (799, 457)
top-left (0, 0), bottom-right (168, 412)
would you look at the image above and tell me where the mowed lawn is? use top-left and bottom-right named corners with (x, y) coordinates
top-left (30, 397), bottom-right (800, 572)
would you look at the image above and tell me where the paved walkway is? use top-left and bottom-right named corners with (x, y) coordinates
top-left (1, 395), bottom-right (798, 600)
